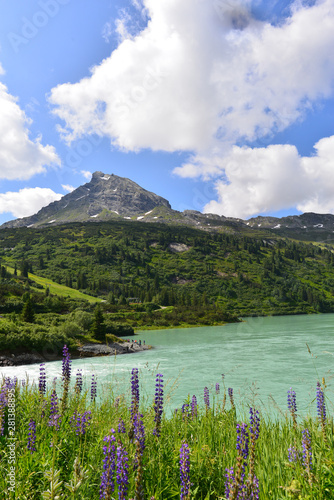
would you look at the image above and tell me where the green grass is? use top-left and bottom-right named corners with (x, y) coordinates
top-left (0, 364), bottom-right (333, 499)
top-left (5, 266), bottom-right (101, 303)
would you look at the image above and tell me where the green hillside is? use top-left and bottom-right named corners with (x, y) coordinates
top-left (1, 219), bottom-right (334, 318)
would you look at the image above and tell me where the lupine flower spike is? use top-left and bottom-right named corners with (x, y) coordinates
top-left (48, 389), bottom-right (61, 431)
top-left (39, 363), bottom-right (46, 397)
top-left (287, 388), bottom-right (297, 429)
top-left (91, 374), bottom-right (97, 402)
top-left (75, 370), bottom-right (83, 394)
top-left (302, 428), bottom-right (313, 486)
top-left (204, 387), bottom-right (210, 411)
top-left (153, 373), bottom-right (163, 437)
top-left (228, 388), bottom-right (235, 411)
top-left (129, 368), bottom-right (140, 439)
top-left (116, 442), bottom-right (129, 500)
top-left (247, 408), bottom-right (260, 498)
top-left (225, 423), bottom-right (249, 499)
top-left (61, 344), bottom-right (71, 412)
top-left (316, 381), bottom-right (327, 441)
top-left (180, 441), bottom-right (191, 500)
top-left (100, 430), bottom-right (116, 499)
top-left (70, 411), bottom-right (92, 437)
top-left (191, 395), bottom-right (197, 419)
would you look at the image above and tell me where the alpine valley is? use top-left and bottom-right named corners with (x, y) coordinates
top-left (1, 171), bottom-right (334, 363)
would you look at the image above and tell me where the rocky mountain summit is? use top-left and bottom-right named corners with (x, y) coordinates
top-left (1, 172), bottom-right (171, 228)
top-left (2, 172), bottom-right (334, 243)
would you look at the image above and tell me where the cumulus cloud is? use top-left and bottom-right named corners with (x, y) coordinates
top-left (50, 0), bottom-right (334, 151)
top-left (0, 82), bottom-right (60, 180)
top-left (202, 136), bottom-right (334, 218)
top-left (62, 184), bottom-right (75, 192)
top-left (0, 187), bottom-right (63, 219)
top-left (81, 170), bottom-right (92, 180)
top-left (49, 0), bottom-right (334, 217)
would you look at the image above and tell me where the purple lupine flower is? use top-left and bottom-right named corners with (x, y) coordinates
top-left (249, 408), bottom-right (260, 441)
top-left (288, 447), bottom-right (300, 463)
top-left (236, 423), bottom-right (249, 461)
top-left (204, 387), bottom-right (210, 410)
top-left (0, 381), bottom-right (9, 435)
top-left (70, 411), bottom-right (92, 436)
top-left (287, 388), bottom-right (297, 414)
top-left (48, 389), bottom-right (61, 430)
top-left (100, 430), bottom-right (116, 499)
top-left (181, 403), bottom-right (189, 419)
top-left (62, 344), bottom-right (71, 382)
top-left (118, 418), bottom-right (126, 434)
top-left (27, 418), bottom-right (36, 453)
top-left (133, 412), bottom-right (145, 454)
top-left (116, 442), bottom-right (129, 500)
top-left (191, 395), bottom-right (197, 419)
top-left (180, 441), bottom-right (191, 500)
top-left (224, 467), bottom-right (235, 499)
top-left (316, 382), bottom-right (326, 425)
top-left (130, 368), bottom-right (140, 417)
top-left (287, 388), bottom-right (297, 428)
top-left (75, 370), bottom-right (83, 394)
top-left (228, 387), bottom-right (235, 409)
top-left (302, 429), bottom-right (312, 471)
top-left (38, 363), bottom-right (46, 396)
top-left (153, 373), bottom-right (163, 437)
top-left (91, 374), bottom-right (97, 402)
top-left (215, 383), bottom-right (220, 394)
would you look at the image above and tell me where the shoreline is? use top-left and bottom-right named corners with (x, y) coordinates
top-left (0, 340), bottom-right (151, 367)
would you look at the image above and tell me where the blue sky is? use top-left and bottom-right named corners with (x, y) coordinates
top-left (0, 0), bottom-right (334, 224)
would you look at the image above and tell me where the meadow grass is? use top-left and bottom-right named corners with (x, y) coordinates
top-left (0, 353), bottom-right (333, 499)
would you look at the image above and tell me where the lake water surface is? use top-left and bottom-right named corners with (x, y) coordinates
top-left (1, 314), bottom-right (333, 418)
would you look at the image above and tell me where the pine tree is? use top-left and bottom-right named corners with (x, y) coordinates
top-left (91, 304), bottom-right (106, 341)
top-left (21, 295), bottom-right (35, 323)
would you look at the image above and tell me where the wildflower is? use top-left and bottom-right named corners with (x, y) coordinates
top-left (182, 403), bottom-right (189, 420)
top-left (118, 418), bottom-right (126, 434)
top-left (248, 408), bottom-right (260, 498)
top-left (116, 442), bottom-right (129, 500)
top-left (204, 387), bottom-right (210, 410)
top-left (133, 413), bottom-right (145, 454)
top-left (62, 344), bottom-right (71, 382)
top-left (91, 374), bottom-right (97, 402)
top-left (316, 381), bottom-right (326, 428)
top-left (225, 423), bottom-right (249, 499)
top-left (48, 389), bottom-right (61, 431)
top-left (130, 368), bottom-right (140, 417)
top-left (215, 383), bottom-right (220, 394)
top-left (38, 363), bottom-right (46, 396)
top-left (228, 387), bottom-right (235, 410)
top-left (302, 429), bottom-right (312, 471)
top-left (75, 370), bottom-right (83, 394)
top-left (288, 447), bottom-right (300, 463)
top-left (70, 411), bottom-right (92, 437)
top-left (61, 345), bottom-right (71, 413)
top-left (287, 388), bottom-right (297, 428)
top-left (100, 430), bottom-right (116, 499)
top-left (180, 441), bottom-right (191, 500)
top-left (27, 418), bottom-right (36, 453)
top-left (302, 428), bottom-right (313, 486)
top-left (191, 395), bottom-right (197, 419)
top-left (153, 373), bottom-right (163, 437)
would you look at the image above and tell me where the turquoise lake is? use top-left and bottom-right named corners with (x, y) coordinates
top-left (1, 314), bottom-right (333, 418)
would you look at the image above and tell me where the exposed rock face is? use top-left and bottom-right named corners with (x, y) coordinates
top-left (247, 212), bottom-right (334, 230)
top-left (1, 172), bottom-right (171, 228)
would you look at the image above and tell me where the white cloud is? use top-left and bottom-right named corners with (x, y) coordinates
top-left (0, 187), bottom-right (63, 219)
top-left (202, 136), bottom-right (334, 218)
top-left (102, 21), bottom-right (113, 44)
top-left (81, 170), bottom-right (92, 180)
top-left (49, 0), bottom-right (334, 152)
top-left (0, 82), bottom-right (60, 180)
top-left (62, 184), bottom-right (75, 192)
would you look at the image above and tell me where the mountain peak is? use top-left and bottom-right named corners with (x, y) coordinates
top-left (1, 172), bottom-right (171, 228)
